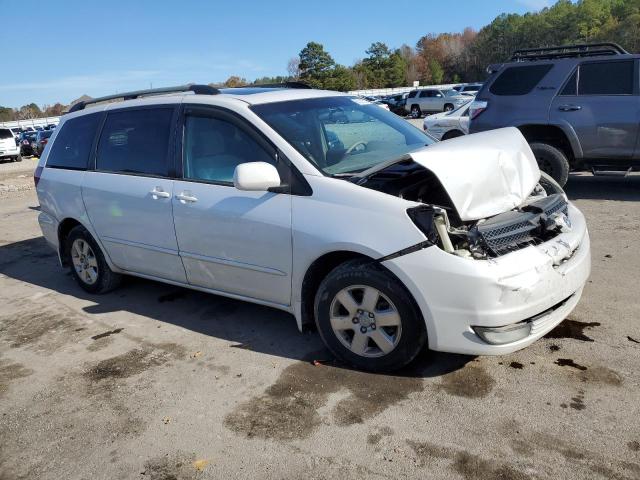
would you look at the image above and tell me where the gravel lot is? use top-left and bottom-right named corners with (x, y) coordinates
top-left (1, 152), bottom-right (639, 480)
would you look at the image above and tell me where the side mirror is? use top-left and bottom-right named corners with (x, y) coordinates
top-left (233, 162), bottom-right (281, 191)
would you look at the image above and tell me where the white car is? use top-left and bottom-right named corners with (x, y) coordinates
top-left (35, 84), bottom-right (591, 372)
top-left (423, 101), bottom-right (471, 140)
top-left (0, 128), bottom-right (21, 162)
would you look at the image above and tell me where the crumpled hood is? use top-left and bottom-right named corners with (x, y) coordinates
top-left (409, 127), bottom-right (540, 221)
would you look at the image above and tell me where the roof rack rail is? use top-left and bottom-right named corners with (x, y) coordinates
top-left (510, 42), bottom-right (628, 62)
top-left (246, 81), bottom-right (311, 89)
top-left (67, 84), bottom-right (219, 113)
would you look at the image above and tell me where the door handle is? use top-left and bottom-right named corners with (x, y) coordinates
top-left (176, 192), bottom-right (198, 203)
top-left (558, 104), bottom-right (582, 111)
top-left (150, 187), bottom-right (170, 199)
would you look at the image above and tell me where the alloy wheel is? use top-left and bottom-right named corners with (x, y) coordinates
top-left (329, 285), bottom-right (402, 358)
top-left (71, 238), bottom-right (98, 285)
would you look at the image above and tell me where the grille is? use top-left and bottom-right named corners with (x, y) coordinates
top-left (476, 194), bottom-right (568, 256)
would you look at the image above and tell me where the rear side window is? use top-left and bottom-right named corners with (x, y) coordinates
top-left (96, 108), bottom-right (174, 177)
top-left (579, 61), bottom-right (633, 95)
top-left (0, 129), bottom-right (12, 139)
top-left (46, 113), bottom-right (101, 170)
top-left (489, 64), bottom-right (553, 96)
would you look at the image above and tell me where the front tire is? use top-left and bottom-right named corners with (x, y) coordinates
top-left (66, 226), bottom-right (121, 294)
top-left (443, 103), bottom-right (454, 112)
top-left (529, 142), bottom-right (570, 187)
top-left (314, 260), bottom-right (427, 372)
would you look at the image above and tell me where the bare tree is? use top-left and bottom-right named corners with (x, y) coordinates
top-left (287, 56), bottom-right (300, 80)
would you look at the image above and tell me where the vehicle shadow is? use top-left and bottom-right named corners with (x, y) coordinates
top-left (0, 235), bottom-right (472, 378)
top-left (565, 173), bottom-right (640, 201)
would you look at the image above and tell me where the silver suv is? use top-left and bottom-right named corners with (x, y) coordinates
top-left (404, 89), bottom-right (469, 118)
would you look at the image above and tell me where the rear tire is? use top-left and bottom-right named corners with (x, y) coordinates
top-left (14, 154), bottom-right (22, 162)
top-left (314, 259), bottom-right (427, 372)
top-left (529, 142), bottom-right (570, 187)
top-left (66, 225), bottom-right (122, 294)
top-left (410, 105), bottom-right (421, 118)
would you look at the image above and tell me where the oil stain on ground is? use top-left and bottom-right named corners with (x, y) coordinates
top-left (367, 426), bottom-right (393, 445)
top-left (438, 363), bottom-right (495, 399)
top-left (544, 318), bottom-right (601, 342)
top-left (408, 440), bottom-right (531, 479)
top-left (91, 328), bottom-right (123, 340)
top-left (554, 358), bottom-right (587, 371)
top-left (224, 356), bottom-right (424, 441)
top-left (84, 342), bottom-right (186, 384)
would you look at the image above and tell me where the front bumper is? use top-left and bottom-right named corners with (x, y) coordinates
top-left (382, 202), bottom-right (591, 355)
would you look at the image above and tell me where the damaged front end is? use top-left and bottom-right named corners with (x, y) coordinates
top-left (354, 128), bottom-right (575, 261)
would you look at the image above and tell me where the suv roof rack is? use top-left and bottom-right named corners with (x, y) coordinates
top-left (67, 84), bottom-right (219, 113)
top-left (246, 81), bottom-right (311, 89)
top-left (510, 42), bottom-right (629, 62)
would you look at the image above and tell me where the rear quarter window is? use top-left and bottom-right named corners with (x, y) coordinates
top-left (96, 107), bottom-right (174, 177)
top-left (489, 64), bottom-right (554, 96)
top-left (46, 113), bottom-right (102, 170)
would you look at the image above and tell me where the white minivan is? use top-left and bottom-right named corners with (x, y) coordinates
top-left (35, 84), bottom-right (591, 371)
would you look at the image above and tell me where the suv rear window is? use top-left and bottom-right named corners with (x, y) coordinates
top-left (489, 64), bottom-right (553, 96)
top-left (96, 108), bottom-right (174, 177)
top-left (46, 113), bottom-right (101, 170)
top-left (579, 61), bottom-right (633, 95)
top-left (0, 129), bottom-right (12, 139)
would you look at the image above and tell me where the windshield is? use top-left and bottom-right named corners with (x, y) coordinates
top-left (444, 89), bottom-right (460, 97)
top-left (252, 96), bottom-right (433, 175)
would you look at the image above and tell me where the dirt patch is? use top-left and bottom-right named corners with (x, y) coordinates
top-left (453, 451), bottom-right (531, 480)
top-left (367, 426), bottom-right (393, 445)
top-left (439, 364), bottom-right (495, 399)
top-left (554, 358), bottom-right (588, 371)
top-left (407, 440), bottom-right (530, 479)
top-left (544, 318), bottom-right (601, 342)
top-left (579, 366), bottom-right (622, 386)
top-left (141, 452), bottom-right (200, 480)
top-left (509, 361), bottom-right (524, 369)
top-left (224, 357), bottom-right (423, 440)
top-left (628, 441), bottom-right (640, 452)
top-left (0, 358), bottom-right (34, 397)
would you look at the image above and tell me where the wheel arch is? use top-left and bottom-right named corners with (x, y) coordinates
top-left (517, 124), bottom-right (580, 166)
top-left (56, 217), bottom-right (116, 271)
top-left (298, 250), bottom-right (424, 333)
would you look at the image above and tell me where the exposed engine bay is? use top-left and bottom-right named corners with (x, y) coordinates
top-left (352, 158), bottom-right (571, 259)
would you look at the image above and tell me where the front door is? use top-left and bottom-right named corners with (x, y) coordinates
top-left (82, 106), bottom-right (187, 283)
top-left (172, 106), bottom-right (292, 306)
top-left (550, 59), bottom-right (639, 159)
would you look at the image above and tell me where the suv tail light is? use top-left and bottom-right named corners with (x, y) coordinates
top-left (469, 100), bottom-right (488, 120)
top-left (34, 166), bottom-right (43, 187)
top-left (41, 138), bottom-right (48, 145)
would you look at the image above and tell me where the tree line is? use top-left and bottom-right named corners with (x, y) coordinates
top-left (3, 0), bottom-right (639, 121)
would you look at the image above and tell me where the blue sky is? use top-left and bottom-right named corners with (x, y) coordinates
top-left (0, 0), bottom-right (551, 107)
